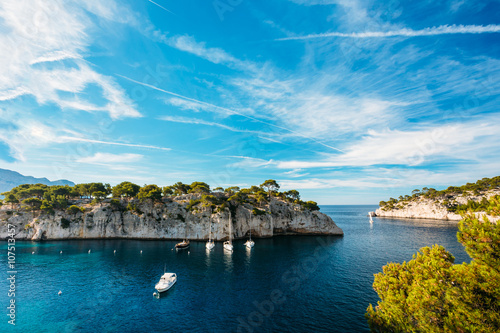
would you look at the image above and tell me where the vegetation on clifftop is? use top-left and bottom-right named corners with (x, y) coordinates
top-left (0, 179), bottom-right (320, 216)
top-left (379, 176), bottom-right (500, 212)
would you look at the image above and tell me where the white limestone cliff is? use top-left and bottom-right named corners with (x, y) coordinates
top-left (375, 190), bottom-right (500, 222)
top-left (0, 196), bottom-right (343, 241)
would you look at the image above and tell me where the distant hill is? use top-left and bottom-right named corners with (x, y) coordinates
top-left (0, 168), bottom-right (74, 195)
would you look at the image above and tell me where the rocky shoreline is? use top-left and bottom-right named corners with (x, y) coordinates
top-left (0, 195), bottom-right (343, 241)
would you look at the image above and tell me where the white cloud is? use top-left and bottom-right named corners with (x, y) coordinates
top-left (77, 153), bottom-right (143, 164)
top-left (280, 178), bottom-right (390, 190)
top-left (261, 92), bottom-right (401, 140)
top-left (228, 157), bottom-right (275, 170)
top-left (276, 120), bottom-right (500, 169)
top-left (29, 50), bottom-right (82, 65)
top-left (144, 30), bottom-right (264, 74)
top-left (0, 0), bottom-right (139, 119)
top-left (159, 115), bottom-right (271, 135)
top-left (59, 136), bottom-right (172, 151)
top-left (276, 24), bottom-right (500, 41)
top-left (119, 75), bottom-right (343, 151)
top-left (0, 118), bottom-right (57, 161)
top-left (171, 35), bottom-right (238, 65)
top-left (0, 103), bottom-right (170, 161)
top-left (167, 98), bottom-right (205, 112)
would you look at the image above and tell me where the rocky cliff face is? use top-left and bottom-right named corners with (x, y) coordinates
top-left (0, 196), bottom-right (343, 241)
top-left (375, 190), bottom-right (500, 222)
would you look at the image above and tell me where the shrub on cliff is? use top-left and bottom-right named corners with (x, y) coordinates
top-left (126, 202), bottom-right (143, 215)
top-left (4, 193), bottom-right (19, 208)
top-left (109, 199), bottom-right (123, 211)
top-left (40, 200), bottom-right (54, 214)
top-left (366, 214), bottom-right (500, 332)
top-left (260, 179), bottom-right (280, 199)
top-left (252, 208), bottom-right (266, 216)
top-left (2, 180), bottom-right (326, 217)
top-left (112, 181), bottom-right (140, 198)
top-left (302, 201), bottom-right (320, 211)
top-left (67, 205), bottom-right (84, 214)
top-left (23, 197), bottom-right (42, 211)
top-left (137, 185), bottom-right (163, 202)
top-left (487, 195), bottom-right (500, 216)
top-left (186, 199), bottom-right (201, 211)
top-left (91, 191), bottom-right (107, 206)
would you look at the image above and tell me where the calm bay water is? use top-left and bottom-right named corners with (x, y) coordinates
top-left (1, 205), bottom-right (469, 332)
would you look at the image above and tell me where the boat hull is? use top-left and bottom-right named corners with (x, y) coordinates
top-left (223, 242), bottom-right (233, 252)
top-left (175, 240), bottom-right (190, 249)
top-left (155, 279), bottom-right (176, 293)
top-left (155, 273), bottom-right (177, 293)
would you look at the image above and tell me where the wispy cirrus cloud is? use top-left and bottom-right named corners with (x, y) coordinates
top-left (59, 136), bottom-right (172, 151)
top-left (77, 152), bottom-right (143, 164)
top-left (117, 74), bottom-right (344, 152)
top-left (0, 0), bottom-right (139, 119)
top-left (158, 115), bottom-right (278, 136)
top-left (276, 118), bottom-right (500, 169)
top-left (276, 24), bottom-right (500, 41)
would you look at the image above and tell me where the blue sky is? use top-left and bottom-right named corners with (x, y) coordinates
top-left (0, 0), bottom-right (499, 204)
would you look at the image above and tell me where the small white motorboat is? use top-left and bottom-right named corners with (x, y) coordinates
top-left (155, 272), bottom-right (177, 293)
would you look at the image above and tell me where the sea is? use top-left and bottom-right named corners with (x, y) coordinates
top-left (1, 205), bottom-right (470, 332)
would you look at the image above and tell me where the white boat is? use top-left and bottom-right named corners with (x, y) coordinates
top-left (369, 211), bottom-right (374, 223)
top-left (175, 239), bottom-right (190, 250)
top-left (223, 241), bottom-right (233, 252)
top-left (244, 227), bottom-right (254, 248)
top-left (155, 272), bottom-right (177, 293)
top-left (244, 239), bottom-right (255, 248)
top-left (224, 212), bottom-right (233, 252)
top-left (206, 222), bottom-right (215, 250)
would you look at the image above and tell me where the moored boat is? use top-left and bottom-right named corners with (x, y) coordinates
top-left (224, 213), bottom-right (233, 252)
top-left (244, 227), bottom-right (255, 249)
top-left (155, 272), bottom-right (177, 293)
top-left (175, 239), bottom-right (190, 249)
top-left (244, 239), bottom-right (255, 248)
top-left (223, 240), bottom-right (233, 252)
top-left (206, 240), bottom-right (215, 250)
top-left (206, 222), bottom-right (215, 250)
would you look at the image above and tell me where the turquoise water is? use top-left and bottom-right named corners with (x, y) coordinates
top-left (1, 205), bottom-right (469, 332)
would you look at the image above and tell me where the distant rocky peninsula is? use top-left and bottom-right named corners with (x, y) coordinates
top-left (375, 176), bottom-right (500, 222)
top-left (0, 180), bottom-right (343, 241)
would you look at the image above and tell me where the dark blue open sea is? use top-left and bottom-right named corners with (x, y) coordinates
top-left (1, 205), bottom-right (469, 332)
